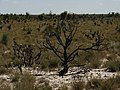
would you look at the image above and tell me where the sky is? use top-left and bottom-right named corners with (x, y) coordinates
top-left (0, 0), bottom-right (120, 14)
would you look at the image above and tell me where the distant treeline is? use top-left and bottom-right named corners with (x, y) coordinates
top-left (0, 11), bottom-right (120, 21)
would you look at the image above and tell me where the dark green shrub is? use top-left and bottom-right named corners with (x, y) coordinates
top-left (105, 60), bottom-right (120, 72)
top-left (7, 24), bottom-right (12, 30)
top-left (0, 66), bottom-right (7, 75)
top-left (1, 33), bottom-right (9, 46)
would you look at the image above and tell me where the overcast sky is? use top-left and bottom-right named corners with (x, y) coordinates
top-left (0, 0), bottom-right (120, 14)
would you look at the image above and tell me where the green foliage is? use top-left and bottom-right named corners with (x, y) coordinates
top-left (0, 33), bottom-right (9, 46)
top-left (105, 60), bottom-right (120, 72)
top-left (12, 57), bottom-right (23, 67)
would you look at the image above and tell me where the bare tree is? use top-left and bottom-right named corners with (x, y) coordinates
top-left (13, 40), bottom-right (41, 73)
top-left (43, 20), bottom-right (105, 77)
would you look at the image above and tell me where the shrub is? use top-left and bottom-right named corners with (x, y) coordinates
top-left (14, 73), bottom-right (35, 90)
top-left (115, 75), bottom-right (120, 85)
top-left (26, 28), bottom-right (32, 34)
top-left (86, 76), bottom-right (120, 90)
top-left (86, 79), bottom-right (102, 90)
top-left (11, 72), bottom-right (20, 82)
top-left (36, 83), bottom-right (52, 90)
top-left (40, 53), bottom-right (61, 71)
top-left (40, 59), bottom-right (60, 71)
top-left (35, 80), bottom-right (52, 90)
top-left (49, 59), bottom-right (60, 69)
top-left (90, 59), bottom-right (102, 69)
top-left (14, 72), bottom-right (52, 90)
top-left (40, 59), bottom-right (49, 71)
top-left (0, 77), bottom-right (11, 90)
top-left (105, 60), bottom-right (120, 72)
top-left (0, 66), bottom-right (7, 75)
top-left (0, 33), bottom-right (9, 46)
top-left (7, 24), bottom-right (12, 30)
top-left (58, 85), bottom-right (68, 90)
top-left (102, 78), bottom-right (116, 90)
top-left (0, 84), bottom-right (11, 90)
top-left (72, 81), bottom-right (85, 90)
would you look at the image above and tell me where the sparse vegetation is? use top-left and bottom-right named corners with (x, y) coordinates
top-left (0, 12), bottom-right (120, 90)
top-left (72, 81), bottom-right (85, 90)
top-left (86, 76), bottom-right (120, 90)
top-left (14, 73), bottom-right (35, 90)
top-left (105, 60), bottom-right (120, 72)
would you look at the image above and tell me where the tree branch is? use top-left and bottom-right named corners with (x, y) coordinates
top-left (45, 38), bottom-right (64, 62)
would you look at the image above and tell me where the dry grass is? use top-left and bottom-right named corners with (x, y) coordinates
top-left (0, 14), bottom-right (120, 72)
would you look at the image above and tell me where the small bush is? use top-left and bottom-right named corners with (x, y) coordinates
top-left (86, 76), bottom-right (120, 90)
top-left (12, 57), bottom-right (23, 67)
top-left (35, 81), bottom-right (52, 90)
top-left (90, 59), bottom-right (102, 69)
top-left (72, 81), bottom-right (85, 90)
top-left (14, 73), bottom-right (35, 90)
top-left (86, 79), bottom-right (102, 90)
top-left (58, 85), bottom-right (68, 90)
top-left (0, 84), bottom-right (11, 90)
top-left (49, 59), bottom-right (60, 68)
top-left (105, 60), bottom-right (120, 72)
top-left (0, 78), bottom-right (11, 90)
top-left (40, 59), bottom-right (48, 70)
top-left (0, 66), bottom-right (7, 75)
top-left (0, 33), bottom-right (9, 46)
top-left (11, 73), bottom-right (20, 82)
top-left (115, 75), bottom-right (120, 85)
